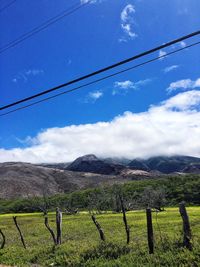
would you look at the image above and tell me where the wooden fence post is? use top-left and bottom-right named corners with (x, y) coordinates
top-left (56, 208), bottom-right (62, 245)
top-left (44, 215), bottom-right (57, 245)
top-left (91, 215), bottom-right (105, 241)
top-left (13, 216), bottom-right (26, 249)
top-left (119, 196), bottom-right (130, 244)
top-left (179, 202), bottom-right (192, 250)
top-left (146, 208), bottom-right (154, 254)
top-left (0, 229), bottom-right (5, 249)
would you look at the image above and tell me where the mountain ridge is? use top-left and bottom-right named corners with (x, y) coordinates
top-left (0, 154), bottom-right (200, 199)
top-left (37, 154), bottom-right (200, 174)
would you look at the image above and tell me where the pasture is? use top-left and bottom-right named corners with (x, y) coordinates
top-left (0, 207), bottom-right (199, 266)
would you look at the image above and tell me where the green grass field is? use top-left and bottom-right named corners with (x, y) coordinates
top-left (0, 207), bottom-right (199, 266)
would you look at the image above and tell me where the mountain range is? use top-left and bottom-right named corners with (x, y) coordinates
top-left (40, 154), bottom-right (200, 174)
top-left (0, 154), bottom-right (200, 199)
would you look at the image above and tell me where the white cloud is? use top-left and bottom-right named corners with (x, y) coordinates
top-left (114, 80), bottom-right (135, 89)
top-left (121, 24), bottom-right (137, 39)
top-left (89, 90), bottom-right (103, 101)
top-left (158, 41), bottom-right (187, 61)
top-left (163, 65), bottom-right (179, 73)
top-left (194, 78), bottom-right (200, 87)
top-left (135, 79), bottom-right (152, 86)
top-left (12, 69), bottom-right (44, 83)
top-left (121, 4), bottom-right (135, 22)
top-left (158, 50), bottom-right (167, 60)
top-left (179, 41), bottom-right (186, 48)
top-left (84, 90), bottom-right (103, 103)
top-left (171, 41), bottom-right (187, 50)
top-left (167, 79), bottom-right (193, 91)
top-left (158, 90), bottom-right (200, 111)
top-left (120, 4), bottom-right (137, 41)
top-left (167, 77), bottom-right (200, 93)
top-left (80, 0), bottom-right (99, 4)
top-left (25, 69), bottom-right (44, 76)
top-left (113, 79), bottom-right (151, 95)
top-left (1, 90), bottom-right (200, 163)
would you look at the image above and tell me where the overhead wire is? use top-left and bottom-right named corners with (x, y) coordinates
top-left (0, 0), bottom-right (16, 13)
top-left (0, 30), bottom-right (200, 112)
top-left (0, 0), bottom-right (92, 54)
top-left (1, 40), bottom-right (200, 117)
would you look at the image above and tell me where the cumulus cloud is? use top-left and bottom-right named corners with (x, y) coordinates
top-left (167, 77), bottom-right (200, 93)
top-left (1, 90), bottom-right (200, 163)
top-left (120, 4), bottom-right (137, 41)
top-left (83, 90), bottom-right (103, 103)
top-left (88, 90), bottom-right (103, 101)
top-left (156, 90), bottom-right (200, 111)
top-left (163, 65), bottom-right (179, 73)
top-left (113, 79), bottom-right (151, 95)
top-left (114, 80), bottom-right (135, 89)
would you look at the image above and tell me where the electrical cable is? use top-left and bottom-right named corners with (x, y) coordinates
top-left (0, 0), bottom-right (92, 54)
top-left (1, 40), bottom-right (199, 117)
top-left (0, 0), bottom-right (16, 13)
top-left (1, 30), bottom-right (200, 112)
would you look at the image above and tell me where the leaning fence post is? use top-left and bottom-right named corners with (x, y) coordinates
top-left (119, 196), bottom-right (130, 244)
top-left (0, 229), bottom-right (5, 249)
top-left (146, 208), bottom-right (154, 254)
top-left (179, 202), bottom-right (192, 250)
top-left (56, 207), bottom-right (62, 245)
top-left (91, 215), bottom-right (105, 241)
top-left (44, 214), bottom-right (57, 245)
top-left (13, 216), bottom-right (26, 249)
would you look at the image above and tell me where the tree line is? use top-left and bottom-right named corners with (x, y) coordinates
top-left (0, 174), bottom-right (199, 214)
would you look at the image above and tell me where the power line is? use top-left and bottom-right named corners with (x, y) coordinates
top-left (1, 40), bottom-right (199, 117)
top-left (0, 0), bottom-right (16, 13)
top-left (0, 0), bottom-right (91, 54)
top-left (0, 30), bottom-right (200, 112)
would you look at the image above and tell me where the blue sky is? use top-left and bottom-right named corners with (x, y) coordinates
top-left (0, 0), bottom-right (200, 162)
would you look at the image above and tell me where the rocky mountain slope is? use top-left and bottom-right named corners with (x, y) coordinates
top-left (41, 155), bottom-right (200, 174)
top-left (128, 156), bottom-right (200, 174)
top-left (0, 155), bottom-right (200, 199)
top-left (0, 162), bottom-right (135, 199)
top-left (66, 154), bottom-right (124, 175)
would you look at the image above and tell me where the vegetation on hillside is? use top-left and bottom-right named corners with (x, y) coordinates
top-left (0, 174), bottom-right (199, 214)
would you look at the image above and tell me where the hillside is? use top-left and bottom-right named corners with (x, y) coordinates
top-left (40, 155), bottom-right (200, 174)
top-left (128, 156), bottom-right (200, 173)
top-left (67, 154), bottom-right (125, 174)
top-left (1, 174), bottom-right (200, 214)
top-left (0, 162), bottom-right (136, 199)
top-left (0, 155), bottom-right (200, 199)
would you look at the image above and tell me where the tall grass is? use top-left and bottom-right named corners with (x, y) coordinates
top-left (0, 207), bottom-right (199, 266)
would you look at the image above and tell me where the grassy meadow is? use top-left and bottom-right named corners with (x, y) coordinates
top-left (0, 207), bottom-right (199, 266)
